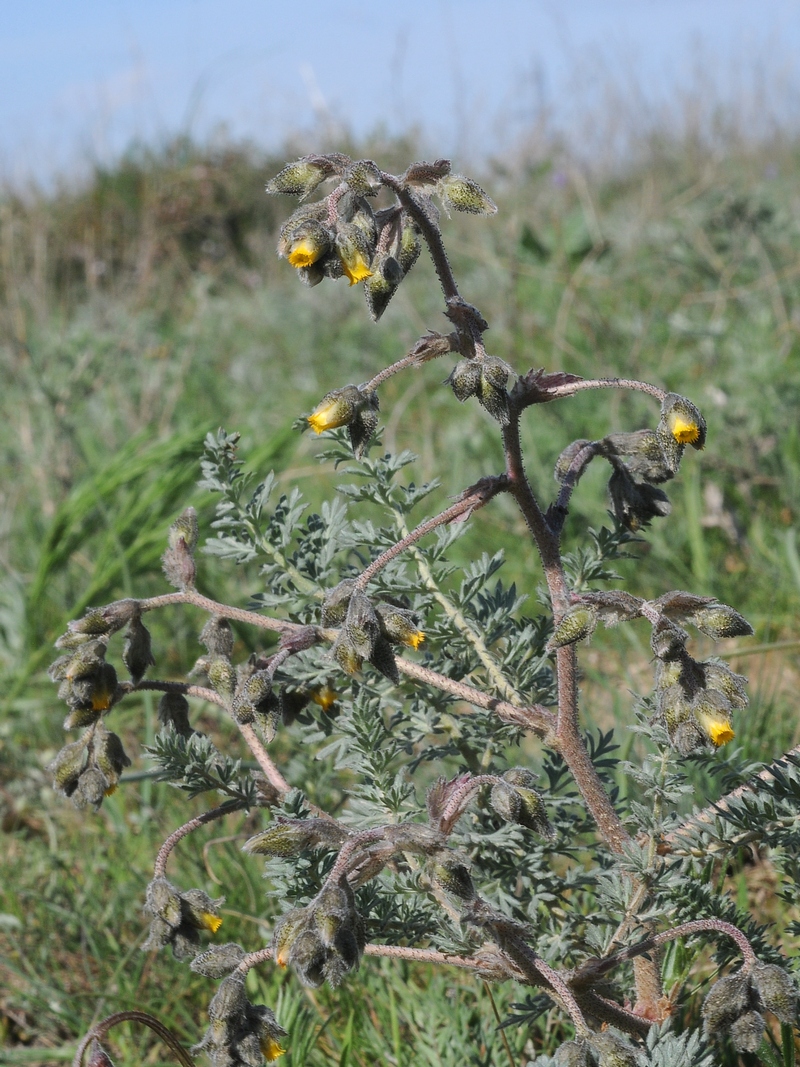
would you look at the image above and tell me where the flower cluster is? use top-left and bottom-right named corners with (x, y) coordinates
top-left (306, 384), bottom-right (379, 457)
top-left (48, 720), bottom-right (131, 809)
top-left (321, 582), bottom-right (425, 682)
top-left (548, 590), bottom-right (752, 754)
top-left (271, 879), bottom-right (366, 988)
top-left (143, 876), bottom-right (224, 960)
top-left (702, 963), bottom-right (797, 1053)
top-left (447, 354), bottom-right (513, 425)
top-left (556, 392), bottom-right (707, 531)
top-left (268, 153), bottom-right (494, 321)
top-left (194, 973), bottom-right (287, 1066)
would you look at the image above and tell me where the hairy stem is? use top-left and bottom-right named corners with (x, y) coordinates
top-left (72, 1011), bottom-right (193, 1067)
top-left (153, 799), bottom-right (245, 879)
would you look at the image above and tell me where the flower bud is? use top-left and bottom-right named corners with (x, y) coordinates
top-left (591, 1031), bottom-right (641, 1066)
top-left (54, 630), bottom-right (93, 651)
top-left (608, 468), bottom-right (671, 531)
top-left (438, 174), bottom-right (497, 215)
top-left (555, 1040), bottom-right (593, 1067)
top-left (247, 1004), bottom-right (288, 1062)
top-left (398, 222), bottom-right (421, 274)
top-left (548, 606), bottom-right (598, 650)
top-left (364, 255), bottom-right (403, 321)
top-left (344, 159), bottom-right (382, 196)
top-left (243, 822), bottom-right (319, 858)
top-left (64, 641), bottom-right (108, 681)
top-left (94, 726), bottom-right (131, 787)
top-left (73, 765), bottom-right (110, 810)
top-left (348, 391), bottom-right (380, 459)
top-left (208, 656), bottom-right (235, 701)
top-left (288, 929), bottom-right (327, 987)
top-left (307, 385), bottom-right (363, 435)
top-left (344, 592), bottom-right (380, 659)
top-left (49, 739), bottom-right (89, 796)
top-left (146, 877), bottom-right (184, 927)
top-left (190, 942), bottom-right (246, 978)
top-left (603, 429), bottom-right (672, 484)
top-left (123, 618), bottom-right (154, 684)
top-left (447, 359), bottom-right (482, 402)
top-left (272, 908), bottom-right (308, 968)
top-left (693, 691), bottom-right (735, 747)
top-left (332, 635), bottom-right (363, 675)
top-left (266, 158), bottom-right (329, 199)
top-left (729, 1010), bottom-right (765, 1053)
top-left (376, 605), bottom-right (425, 649)
top-left (691, 604), bottom-right (753, 640)
top-left (428, 852), bottom-right (476, 901)
top-left (283, 219), bottom-right (332, 269)
top-left (702, 971), bottom-right (752, 1036)
top-left (158, 691), bottom-right (193, 736)
top-left (320, 579), bottom-right (356, 627)
top-left (335, 224), bottom-right (374, 285)
top-left (660, 392), bottom-right (707, 450)
top-left (181, 887), bottom-right (224, 933)
top-left (68, 609), bottom-right (115, 637)
top-left (477, 357), bottom-right (510, 425)
top-left (752, 962), bottom-right (797, 1024)
top-left (162, 511), bottom-right (197, 590)
top-left (503, 767), bottom-right (538, 787)
top-left (368, 635), bottom-right (400, 684)
top-left (233, 670), bottom-right (273, 725)
top-left (200, 615), bottom-right (235, 657)
top-left (650, 618), bottom-right (688, 660)
top-left (702, 662), bottom-right (749, 709)
top-left (208, 974), bottom-right (247, 1022)
top-left (168, 507), bottom-right (199, 553)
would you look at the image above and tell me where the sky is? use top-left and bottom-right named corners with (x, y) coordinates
top-left (2, 0), bottom-right (800, 182)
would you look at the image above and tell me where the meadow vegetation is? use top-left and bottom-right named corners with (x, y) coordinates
top-left (0, 130), bottom-right (799, 1066)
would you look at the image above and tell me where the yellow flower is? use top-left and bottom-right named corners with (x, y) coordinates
top-left (307, 386), bottom-right (361, 434)
top-left (260, 1036), bottom-right (287, 1061)
top-left (667, 412), bottom-right (702, 445)
top-left (695, 707), bottom-right (735, 747)
top-left (308, 399), bottom-right (350, 434)
top-left (198, 911), bottom-right (223, 934)
top-left (339, 249), bottom-right (373, 286)
top-left (310, 685), bottom-right (337, 711)
top-left (287, 238), bottom-right (323, 268)
top-left (405, 630), bottom-right (425, 650)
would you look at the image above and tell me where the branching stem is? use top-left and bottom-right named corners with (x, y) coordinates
top-left (153, 799), bottom-right (245, 879)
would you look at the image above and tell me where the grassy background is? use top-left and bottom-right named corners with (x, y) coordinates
top-left (1, 131), bottom-right (799, 1065)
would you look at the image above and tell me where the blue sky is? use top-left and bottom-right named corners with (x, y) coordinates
top-left (3, 0), bottom-right (800, 181)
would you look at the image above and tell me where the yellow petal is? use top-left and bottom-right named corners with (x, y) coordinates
top-left (311, 685), bottom-right (337, 711)
top-left (261, 1037), bottom-right (287, 1061)
top-left (405, 631), bottom-right (425, 650)
top-left (199, 911), bottom-right (223, 934)
top-left (339, 252), bottom-right (373, 286)
top-left (287, 239), bottom-right (323, 268)
top-left (669, 415), bottom-right (701, 445)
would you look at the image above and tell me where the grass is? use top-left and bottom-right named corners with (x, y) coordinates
top-left (1, 131), bottom-right (799, 1063)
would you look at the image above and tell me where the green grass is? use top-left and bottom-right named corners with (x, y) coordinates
top-left (2, 133), bottom-right (800, 1063)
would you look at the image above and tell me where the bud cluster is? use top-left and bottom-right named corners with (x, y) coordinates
top-left (48, 720), bottom-right (131, 809)
top-left (321, 583), bottom-right (425, 682)
top-left (194, 973), bottom-right (287, 1066)
top-left (268, 154), bottom-right (495, 323)
top-left (143, 876), bottom-right (224, 960)
top-left (271, 879), bottom-right (366, 988)
top-left (649, 597), bottom-right (752, 755)
top-left (306, 384), bottom-right (379, 457)
top-left (447, 354), bottom-right (512, 425)
top-left (489, 768), bottom-right (554, 837)
top-left (556, 393), bottom-right (707, 532)
top-left (702, 963), bottom-right (796, 1053)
